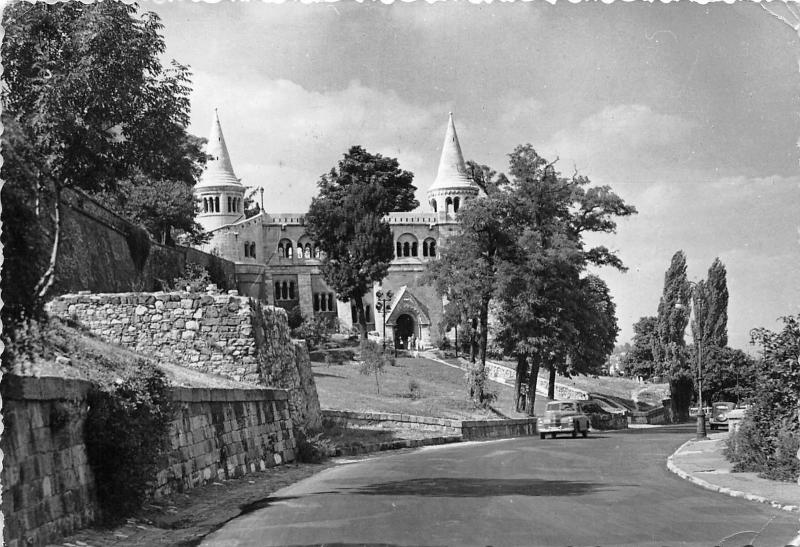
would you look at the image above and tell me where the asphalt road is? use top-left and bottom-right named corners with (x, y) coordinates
top-left (201, 424), bottom-right (800, 547)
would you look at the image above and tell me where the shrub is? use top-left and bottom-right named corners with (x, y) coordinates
top-left (292, 314), bottom-right (335, 350)
top-left (294, 427), bottom-right (334, 463)
top-left (85, 365), bottom-right (175, 523)
top-left (408, 379), bottom-right (422, 399)
top-left (359, 340), bottom-right (394, 394)
top-left (465, 368), bottom-right (497, 408)
top-left (171, 261), bottom-right (212, 292)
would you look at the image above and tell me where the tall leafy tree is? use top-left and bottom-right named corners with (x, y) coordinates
top-left (1, 2), bottom-right (204, 325)
top-left (570, 275), bottom-right (619, 377)
top-left (702, 258), bottom-right (729, 349)
top-left (306, 146), bottom-right (417, 340)
top-left (654, 250), bottom-right (693, 420)
top-left (622, 316), bottom-right (658, 379)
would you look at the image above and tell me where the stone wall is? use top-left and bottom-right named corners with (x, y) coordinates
top-left (1, 376), bottom-right (97, 547)
top-left (154, 386), bottom-right (295, 498)
top-left (1, 374), bottom-right (298, 547)
top-left (47, 291), bottom-right (322, 430)
top-left (55, 187), bottom-right (236, 296)
top-left (481, 359), bottom-right (590, 400)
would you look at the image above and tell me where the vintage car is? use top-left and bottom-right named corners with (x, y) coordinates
top-left (537, 401), bottom-right (591, 439)
top-left (709, 401), bottom-right (736, 430)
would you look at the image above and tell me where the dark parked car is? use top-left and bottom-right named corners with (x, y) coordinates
top-left (709, 401), bottom-right (736, 430)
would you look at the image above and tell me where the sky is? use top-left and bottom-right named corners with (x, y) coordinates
top-left (145, 0), bottom-right (800, 351)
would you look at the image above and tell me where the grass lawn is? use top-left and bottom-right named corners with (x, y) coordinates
top-left (313, 356), bottom-right (530, 421)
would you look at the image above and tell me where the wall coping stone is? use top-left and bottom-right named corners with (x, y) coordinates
top-left (171, 386), bottom-right (289, 403)
top-left (1, 375), bottom-right (94, 400)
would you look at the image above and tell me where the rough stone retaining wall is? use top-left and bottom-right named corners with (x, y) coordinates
top-left (1, 375), bottom-right (298, 547)
top-left (628, 406), bottom-right (667, 425)
top-left (1, 376), bottom-right (98, 547)
top-left (154, 386), bottom-right (296, 499)
top-left (47, 291), bottom-right (321, 431)
top-left (321, 410), bottom-right (539, 441)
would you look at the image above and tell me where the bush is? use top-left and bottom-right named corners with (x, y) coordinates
top-left (85, 365), bottom-right (175, 523)
top-left (171, 261), bottom-right (212, 292)
top-left (359, 340), bottom-right (394, 394)
top-left (465, 368), bottom-right (497, 408)
top-left (292, 314), bottom-right (336, 350)
top-left (294, 427), bottom-right (334, 463)
top-left (407, 379), bottom-right (422, 399)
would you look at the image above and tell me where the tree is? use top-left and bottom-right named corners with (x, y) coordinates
top-left (359, 340), bottom-right (394, 394)
top-left (243, 187), bottom-right (263, 219)
top-left (654, 251), bottom-right (692, 421)
top-left (699, 258), bottom-right (728, 349)
top-left (570, 275), bottom-right (619, 377)
top-left (1, 2), bottom-right (203, 326)
top-left (694, 345), bottom-right (757, 404)
top-left (622, 316), bottom-right (658, 379)
top-left (305, 146), bottom-right (417, 339)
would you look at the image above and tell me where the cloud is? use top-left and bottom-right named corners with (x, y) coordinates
top-left (189, 72), bottom-right (448, 211)
top-left (542, 104), bottom-right (697, 183)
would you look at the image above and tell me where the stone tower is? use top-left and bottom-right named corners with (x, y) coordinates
top-left (195, 110), bottom-right (246, 232)
top-left (426, 113), bottom-right (480, 219)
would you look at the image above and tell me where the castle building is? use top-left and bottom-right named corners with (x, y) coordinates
top-left (194, 112), bottom-right (479, 349)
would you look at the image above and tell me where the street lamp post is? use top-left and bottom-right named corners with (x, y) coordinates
top-left (686, 281), bottom-right (708, 441)
top-left (375, 290), bottom-right (393, 352)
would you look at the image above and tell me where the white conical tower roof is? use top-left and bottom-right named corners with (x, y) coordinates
top-left (196, 109), bottom-right (242, 189)
top-left (428, 113), bottom-right (477, 192)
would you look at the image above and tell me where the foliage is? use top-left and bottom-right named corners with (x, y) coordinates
top-left (622, 316), bottom-right (658, 379)
top-left (1, 2), bottom-right (204, 328)
top-left (569, 275), bottom-right (619, 376)
top-left (244, 187), bottom-right (263, 219)
top-left (306, 146), bottom-right (417, 339)
top-left (726, 315), bottom-right (800, 481)
top-left (465, 367), bottom-right (498, 407)
top-left (695, 345), bottom-right (757, 404)
top-left (653, 250), bottom-right (692, 421)
top-left (697, 258), bottom-right (729, 349)
top-left (171, 262), bottom-right (212, 292)
top-left (284, 305), bottom-right (304, 330)
top-left (292, 314), bottom-right (336, 350)
top-left (358, 339), bottom-right (394, 394)
top-left (126, 224), bottom-right (153, 273)
top-left (85, 366), bottom-right (175, 523)
top-left (407, 379), bottom-right (422, 399)
top-left (294, 427), bottom-right (333, 463)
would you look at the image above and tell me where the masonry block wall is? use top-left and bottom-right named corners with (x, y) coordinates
top-left (154, 386), bottom-right (295, 498)
top-left (47, 291), bottom-right (322, 431)
top-left (1, 376), bottom-right (97, 547)
top-left (1, 375), bottom-right (297, 547)
top-left (55, 187), bottom-right (236, 296)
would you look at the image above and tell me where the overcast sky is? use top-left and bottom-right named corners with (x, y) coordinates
top-left (146, 1), bottom-right (799, 351)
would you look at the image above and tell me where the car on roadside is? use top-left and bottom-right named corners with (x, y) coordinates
top-left (708, 401), bottom-right (736, 430)
top-left (537, 400), bottom-right (591, 439)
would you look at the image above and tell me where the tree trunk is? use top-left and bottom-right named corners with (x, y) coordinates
top-left (514, 354), bottom-right (527, 413)
top-left (33, 186), bottom-right (61, 301)
top-left (547, 363), bottom-right (556, 400)
top-left (469, 317), bottom-right (478, 364)
top-left (354, 294), bottom-right (368, 340)
top-left (525, 357), bottom-right (541, 416)
top-left (472, 299), bottom-right (490, 402)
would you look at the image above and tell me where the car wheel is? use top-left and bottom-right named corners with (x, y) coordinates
top-left (540, 433), bottom-right (546, 440)
top-left (710, 424), bottom-right (716, 431)
top-left (550, 432), bottom-right (557, 439)
top-left (572, 430), bottom-right (577, 438)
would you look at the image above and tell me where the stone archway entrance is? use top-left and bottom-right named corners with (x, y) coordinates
top-left (395, 313), bottom-right (415, 349)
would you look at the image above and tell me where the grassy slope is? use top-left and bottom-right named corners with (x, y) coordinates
top-left (313, 357), bottom-right (530, 420)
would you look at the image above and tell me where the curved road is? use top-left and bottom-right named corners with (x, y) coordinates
top-left (201, 425), bottom-right (799, 547)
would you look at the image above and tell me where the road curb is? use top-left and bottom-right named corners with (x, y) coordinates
top-left (666, 439), bottom-right (800, 515)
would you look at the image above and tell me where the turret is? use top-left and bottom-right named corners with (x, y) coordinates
top-left (195, 109), bottom-right (246, 232)
top-left (425, 113), bottom-right (479, 219)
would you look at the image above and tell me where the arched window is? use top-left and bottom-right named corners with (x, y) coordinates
top-left (228, 196), bottom-right (232, 212)
top-left (429, 239), bottom-right (436, 257)
top-left (431, 199), bottom-right (437, 213)
top-left (314, 245), bottom-right (321, 259)
top-left (313, 294), bottom-right (320, 312)
top-left (214, 196), bottom-right (220, 212)
top-left (281, 282), bottom-right (288, 300)
top-left (287, 245), bottom-right (293, 259)
top-left (297, 245), bottom-right (303, 259)
top-left (327, 294), bottom-right (334, 313)
top-left (244, 242), bottom-right (250, 257)
top-left (411, 242), bottom-right (418, 257)
top-left (403, 242), bottom-right (410, 257)
top-left (278, 243), bottom-right (284, 257)
top-left (203, 198), bottom-right (208, 213)
top-left (320, 294), bottom-right (327, 312)
top-left (304, 244), bottom-right (311, 258)
top-left (423, 240), bottom-right (429, 257)
top-left (396, 242), bottom-right (402, 257)
top-left (250, 242), bottom-right (256, 258)
top-left (289, 282), bottom-right (295, 300)
top-left (445, 197), bottom-right (452, 214)
top-left (274, 282), bottom-right (280, 301)
top-left (453, 197), bottom-right (460, 213)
